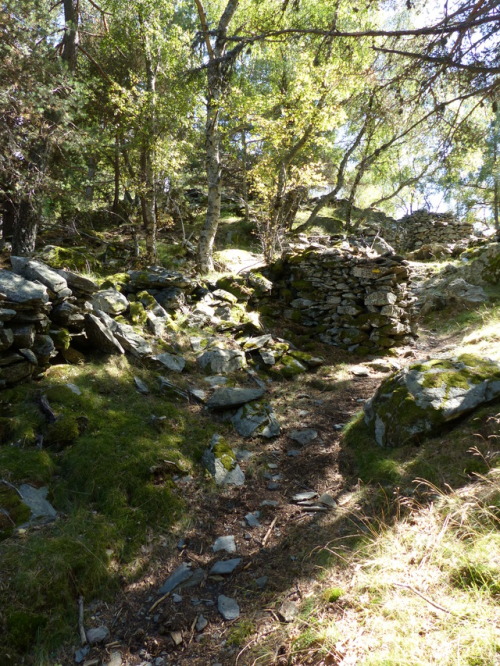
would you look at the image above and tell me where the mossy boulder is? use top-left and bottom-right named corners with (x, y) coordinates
top-left (201, 434), bottom-right (245, 486)
top-left (215, 275), bottom-right (254, 302)
top-left (0, 484), bottom-right (31, 539)
top-left (36, 245), bottom-right (98, 272)
top-left (461, 242), bottom-right (500, 285)
top-left (364, 354), bottom-right (500, 447)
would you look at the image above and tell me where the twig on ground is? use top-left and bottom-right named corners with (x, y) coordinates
top-left (393, 582), bottom-right (458, 615)
top-left (261, 516), bottom-right (278, 547)
top-left (149, 593), bottom-right (169, 614)
top-left (78, 596), bottom-right (87, 644)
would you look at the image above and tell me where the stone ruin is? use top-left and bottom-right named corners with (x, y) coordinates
top-left (0, 257), bottom-right (201, 389)
top-left (262, 241), bottom-right (417, 352)
top-left (396, 210), bottom-right (473, 253)
top-left (360, 209), bottom-right (473, 254)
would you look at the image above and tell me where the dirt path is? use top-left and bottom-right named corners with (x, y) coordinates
top-left (62, 340), bottom-right (431, 666)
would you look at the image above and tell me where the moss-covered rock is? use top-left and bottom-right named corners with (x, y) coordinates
top-left (275, 355), bottom-right (308, 379)
top-left (215, 275), bottom-right (254, 302)
top-left (45, 415), bottom-right (81, 446)
top-left (364, 354), bottom-right (500, 447)
top-left (0, 484), bottom-right (31, 539)
top-left (129, 301), bottom-right (148, 326)
top-left (99, 272), bottom-right (130, 292)
top-left (36, 245), bottom-right (98, 272)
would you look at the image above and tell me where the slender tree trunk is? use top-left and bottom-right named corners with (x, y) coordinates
top-left (112, 136), bottom-right (120, 212)
top-left (195, 0), bottom-right (240, 274)
top-left (140, 147), bottom-right (157, 264)
top-left (493, 117), bottom-right (499, 229)
top-left (12, 199), bottom-right (37, 256)
top-left (62, 0), bottom-right (79, 71)
top-left (198, 71), bottom-right (222, 273)
top-left (85, 157), bottom-right (96, 202)
top-left (1, 195), bottom-right (15, 243)
top-left (241, 130), bottom-right (250, 222)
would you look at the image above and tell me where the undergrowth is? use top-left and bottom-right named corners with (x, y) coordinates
top-left (0, 357), bottom-right (216, 664)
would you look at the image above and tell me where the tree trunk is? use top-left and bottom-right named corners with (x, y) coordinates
top-left (85, 157), bottom-right (96, 202)
top-left (198, 70), bottom-right (223, 273)
top-left (195, 0), bottom-right (240, 274)
top-left (241, 130), bottom-right (250, 222)
top-left (140, 147), bottom-right (157, 264)
top-left (62, 0), bottom-right (79, 71)
top-left (112, 137), bottom-right (120, 212)
top-left (0, 195), bottom-right (15, 244)
top-left (12, 199), bottom-right (37, 256)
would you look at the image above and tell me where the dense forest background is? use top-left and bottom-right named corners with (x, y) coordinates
top-left (1, 0), bottom-right (499, 267)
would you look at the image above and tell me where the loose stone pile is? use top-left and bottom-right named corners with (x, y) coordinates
top-left (263, 242), bottom-right (417, 352)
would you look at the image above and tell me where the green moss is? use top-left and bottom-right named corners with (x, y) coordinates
top-left (0, 360), bottom-right (218, 662)
top-left (415, 355), bottom-right (500, 391)
top-left (0, 448), bottom-right (55, 485)
top-left (213, 438), bottom-right (236, 471)
top-left (129, 301), bottom-right (147, 326)
top-left (322, 587), bottom-right (344, 602)
top-left (46, 415), bottom-right (81, 446)
top-left (215, 275), bottom-right (253, 302)
top-left (37, 245), bottom-right (98, 272)
top-left (288, 350), bottom-right (323, 367)
top-left (98, 272), bottom-right (130, 291)
top-left (136, 290), bottom-right (158, 309)
top-left (0, 485), bottom-right (31, 539)
top-left (49, 328), bottom-right (71, 351)
top-left (5, 611), bottom-right (48, 652)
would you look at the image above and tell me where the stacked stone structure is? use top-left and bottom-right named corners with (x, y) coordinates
top-left (356, 209), bottom-right (473, 254)
top-left (265, 242), bottom-right (416, 352)
top-left (393, 210), bottom-right (473, 252)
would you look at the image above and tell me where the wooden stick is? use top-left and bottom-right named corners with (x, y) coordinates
top-left (78, 596), bottom-right (87, 644)
top-left (393, 583), bottom-right (458, 615)
top-left (149, 592), bottom-right (169, 614)
top-left (261, 516), bottom-right (278, 547)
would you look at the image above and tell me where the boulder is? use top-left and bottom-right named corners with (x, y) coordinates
top-left (153, 352), bottom-right (185, 372)
top-left (10, 256), bottom-right (68, 295)
top-left (84, 314), bottom-right (125, 354)
top-left (0, 270), bottom-right (48, 306)
top-left (127, 268), bottom-right (195, 291)
top-left (230, 401), bottom-right (281, 438)
top-left (91, 289), bottom-right (129, 315)
top-left (364, 354), bottom-right (500, 447)
top-left (206, 387), bottom-right (265, 410)
top-left (197, 347), bottom-right (246, 374)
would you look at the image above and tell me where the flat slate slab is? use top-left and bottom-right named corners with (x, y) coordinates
top-left (212, 536), bottom-right (237, 553)
top-left (18, 484), bottom-right (57, 520)
top-left (209, 558), bottom-right (241, 575)
top-left (0, 270), bottom-right (48, 305)
top-left (158, 562), bottom-right (193, 595)
top-left (218, 595), bottom-right (240, 621)
top-left (206, 387), bottom-right (265, 409)
top-left (154, 352), bottom-right (186, 372)
top-left (289, 429), bottom-right (318, 446)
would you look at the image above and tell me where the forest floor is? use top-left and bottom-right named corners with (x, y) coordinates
top-left (2, 226), bottom-right (499, 666)
top-left (53, 300), bottom-right (500, 666)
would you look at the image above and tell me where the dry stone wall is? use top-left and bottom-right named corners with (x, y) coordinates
top-left (0, 256), bottom-right (202, 389)
top-left (394, 210), bottom-right (473, 252)
top-left (264, 242), bottom-right (417, 352)
top-left (358, 209), bottom-right (473, 254)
